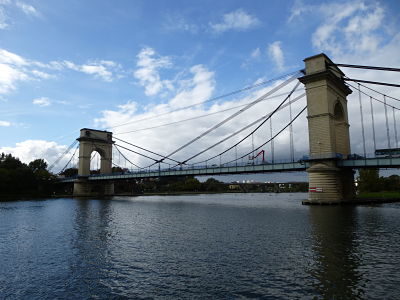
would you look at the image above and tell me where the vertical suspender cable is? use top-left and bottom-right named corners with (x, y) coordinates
top-left (370, 96), bottom-right (377, 152)
top-left (383, 95), bottom-right (391, 149)
top-left (358, 84), bottom-right (367, 157)
top-left (235, 146), bottom-right (238, 167)
top-left (393, 107), bottom-right (398, 148)
top-left (270, 117), bottom-right (274, 163)
top-left (289, 94), bottom-right (294, 162)
top-left (251, 133), bottom-right (255, 161)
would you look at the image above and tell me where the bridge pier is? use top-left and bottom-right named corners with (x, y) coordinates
top-left (73, 128), bottom-right (114, 197)
top-left (74, 178), bottom-right (114, 197)
top-left (299, 53), bottom-right (355, 204)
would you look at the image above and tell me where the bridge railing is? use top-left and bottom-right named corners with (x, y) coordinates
top-left (59, 152), bottom-right (398, 181)
top-left (59, 155), bottom-right (310, 181)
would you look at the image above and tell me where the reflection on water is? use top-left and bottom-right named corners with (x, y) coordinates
top-left (309, 207), bottom-right (363, 299)
top-left (1, 194), bottom-right (400, 299)
top-left (69, 199), bottom-right (115, 298)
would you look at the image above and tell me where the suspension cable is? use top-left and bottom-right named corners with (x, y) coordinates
top-left (114, 143), bottom-right (165, 163)
top-left (150, 73), bottom-right (301, 166)
top-left (114, 89), bottom-right (304, 135)
top-left (107, 70), bottom-right (302, 130)
top-left (369, 96), bottom-right (377, 151)
top-left (223, 106), bottom-right (307, 165)
top-left (346, 82), bottom-right (400, 110)
top-left (48, 140), bottom-right (78, 172)
top-left (383, 95), bottom-right (392, 149)
top-left (90, 141), bottom-right (126, 172)
top-left (289, 92), bottom-right (294, 161)
top-left (393, 107), bottom-right (399, 148)
top-left (270, 117), bottom-right (274, 163)
top-left (58, 144), bottom-right (79, 174)
top-left (178, 86), bottom-right (304, 166)
top-left (113, 136), bottom-right (180, 164)
top-left (358, 83), bottom-right (367, 157)
top-left (344, 78), bottom-right (400, 88)
top-left (113, 144), bottom-right (142, 169)
top-left (330, 63), bottom-right (400, 72)
top-left (355, 82), bottom-right (400, 103)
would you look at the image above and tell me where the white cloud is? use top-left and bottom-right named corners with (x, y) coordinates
top-left (0, 140), bottom-right (69, 168)
top-left (290, 1), bottom-right (385, 56)
top-left (210, 9), bottom-right (260, 33)
top-left (251, 48), bottom-right (261, 59)
top-left (169, 65), bottom-right (215, 108)
top-left (62, 60), bottom-right (119, 82)
top-left (0, 0), bottom-right (39, 30)
top-left (289, 0), bottom-right (400, 156)
top-left (134, 47), bottom-right (173, 96)
top-left (241, 47), bottom-right (262, 69)
top-left (268, 41), bottom-right (285, 71)
top-left (0, 6), bottom-right (8, 29)
top-left (33, 97), bottom-right (51, 107)
top-left (0, 49), bottom-right (28, 65)
top-left (16, 1), bottom-right (39, 16)
top-left (0, 48), bottom-right (124, 95)
top-left (95, 55), bottom-right (307, 169)
top-left (0, 63), bottom-right (28, 93)
top-left (163, 14), bottom-right (198, 33)
top-left (0, 120), bottom-right (10, 126)
top-left (81, 64), bottom-right (112, 81)
top-left (288, 0), bottom-right (310, 23)
top-left (0, 0), bottom-right (11, 29)
top-left (94, 101), bottom-right (138, 128)
top-left (31, 69), bottom-right (53, 79)
top-left (0, 49), bottom-right (55, 94)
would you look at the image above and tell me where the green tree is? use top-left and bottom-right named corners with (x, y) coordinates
top-left (0, 153), bottom-right (24, 169)
top-left (29, 159), bottom-right (48, 172)
top-left (203, 178), bottom-right (224, 191)
top-left (60, 168), bottom-right (78, 177)
top-left (358, 169), bottom-right (380, 192)
top-left (0, 153), bottom-right (58, 197)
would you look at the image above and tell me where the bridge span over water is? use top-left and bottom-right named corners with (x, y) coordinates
top-left (61, 157), bottom-right (400, 183)
top-left (55, 53), bottom-right (399, 204)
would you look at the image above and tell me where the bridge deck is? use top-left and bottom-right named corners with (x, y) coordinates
top-left (60, 157), bottom-right (400, 183)
top-left (61, 161), bottom-right (308, 182)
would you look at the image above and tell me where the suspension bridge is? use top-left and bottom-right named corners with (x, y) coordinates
top-left (53, 53), bottom-right (400, 204)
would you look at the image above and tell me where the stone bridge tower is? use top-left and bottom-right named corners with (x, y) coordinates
top-left (299, 53), bottom-right (354, 204)
top-left (73, 128), bottom-right (114, 196)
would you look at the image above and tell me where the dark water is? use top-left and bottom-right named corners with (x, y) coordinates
top-left (1, 193), bottom-right (399, 299)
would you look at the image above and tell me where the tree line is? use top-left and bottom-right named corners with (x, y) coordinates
top-left (0, 153), bottom-right (56, 197)
top-left (357, 168), bottom-right (400, 193)
top-left (2, 152), bottom-right (398, 198)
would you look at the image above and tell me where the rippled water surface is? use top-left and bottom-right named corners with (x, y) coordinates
top-left (1, 193), bottom-right (400, 299)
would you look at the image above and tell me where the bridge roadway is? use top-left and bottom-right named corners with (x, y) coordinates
top-left (60, 157), bottom-right (400, 183)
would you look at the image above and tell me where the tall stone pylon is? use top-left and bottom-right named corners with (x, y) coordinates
top-left (73, 128), bottom-right (114, 196)
top-left (299, 54), bottom-right (354, 204)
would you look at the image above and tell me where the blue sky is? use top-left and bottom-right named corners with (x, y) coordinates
top-left (1, 0), bottom-right (400, 179)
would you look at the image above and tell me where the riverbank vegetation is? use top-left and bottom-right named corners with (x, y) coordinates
top-left (3, 152), bottom-right (398, 199)
top-left (113, 176), bottom-right (308, 194)
top-left (357, 169), bottom-right (400, 199)
top-left (0, 153), bottom-right (57, 199)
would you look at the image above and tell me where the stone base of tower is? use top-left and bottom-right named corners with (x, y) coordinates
top-left (303, 161), bottom-right (354, 205)
top-left (73, 177), bottom-right (114, 197)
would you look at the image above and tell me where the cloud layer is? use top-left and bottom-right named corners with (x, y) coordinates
top-left (210, 9), bottom-right (260, 33)
top-left (2, 0), bottom-right (399, 176)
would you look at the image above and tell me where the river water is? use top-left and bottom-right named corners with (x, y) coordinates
top-left (0, 193), bottom-right (399, 299)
